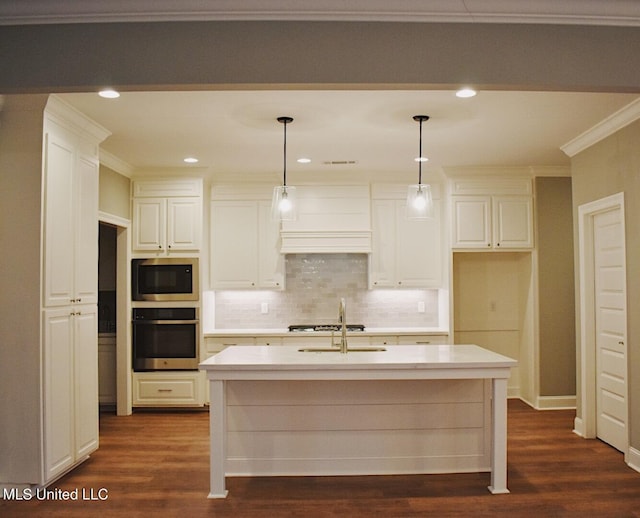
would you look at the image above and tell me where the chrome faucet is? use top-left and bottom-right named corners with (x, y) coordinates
top-left (338, 297), bottom-right (348, 354)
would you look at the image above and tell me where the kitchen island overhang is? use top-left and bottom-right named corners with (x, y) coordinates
top-left (200, 344), bottom-right (516, 498)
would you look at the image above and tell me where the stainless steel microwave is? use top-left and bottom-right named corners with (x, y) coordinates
top-left (132, 258), bottom-right (199, 301)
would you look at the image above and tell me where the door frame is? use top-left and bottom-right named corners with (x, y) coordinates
top-left (575, 192), bottom-right (628, 458)
top-left (99, 212), bottom-right (133, 416)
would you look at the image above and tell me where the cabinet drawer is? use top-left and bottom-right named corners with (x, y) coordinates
top-left (133, 373), bottom-right (202, 406)
top-left (396, 335), bottom-right (449, 345)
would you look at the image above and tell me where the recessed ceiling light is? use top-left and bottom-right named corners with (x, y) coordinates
top-left (456, 88), bottom-right (477, 98)
top-left (98, 88), bottom-right (120, 99)
top-left (297, 157), bottom-right (311, 164)
top-left (183, 157), bottom-right (199, 164)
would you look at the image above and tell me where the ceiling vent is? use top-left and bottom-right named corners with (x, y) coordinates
top-left (322, 160), bottom-right (358, 166)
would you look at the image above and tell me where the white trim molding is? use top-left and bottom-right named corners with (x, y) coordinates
top-left (2, 1), bottom-right (640, 26)
top-left (536, 395), bottom-right (576, 410)
top-left (628, 447), bottom-right (640, 473)
top-left (100, 150), bottom-right (134, 178)
top-left (561, 98), bottom-right (640, 157)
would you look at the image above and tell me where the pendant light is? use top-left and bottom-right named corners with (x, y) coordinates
top-left (271, 116), bottom-right (297, 221)
top-left (406, 115), bottom-right (434, 219)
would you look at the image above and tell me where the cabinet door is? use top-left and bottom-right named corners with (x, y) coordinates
top-left (74, 304), bottom-right (99, 459)
top-left (43, 132), bottom-right (75, 307)
top-left (258, 200), bottom-right (284, 289)
top-left (395, 200), bottom-right (442, 287)
top-left (73, 153), bottom-right (99, 305)
top-left (167, 197), bottom-right (202, 251)
top-left (369, 200), bottom-right (396, 287)
top-left (43, 308), bottom-right (75, 482)
top-left (133, 198), bottom-right (165, 251)
top-left (98, 335), bottom-right (117, 405)
top-left (210, 201), bottom-right (259, 289)
top-left (492, 196), bottom-right (533, 249)
top-left (452, 196), bottom-right (492, 248)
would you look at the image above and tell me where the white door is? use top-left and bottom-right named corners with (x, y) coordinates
top-left (593, 207), bottom-right (627, 452)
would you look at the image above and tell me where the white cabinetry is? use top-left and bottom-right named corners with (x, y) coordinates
top-left (451, 177), bottom-right (533, 249)
top-left (43, 305), bottom-right (99, 481)
top-left (98, 334), bottom-right (117, 405)
top-left (210, 186), bottom-right (284, 290)
top-left (132, 178), bottom-right (203, 253)
top-left (43, 119), bottom-right (100, 307)
top-left (369, 184), bottom-right (443, 288)
top-left (133, 371), bottom-right (203, 407)
top-left (40, 97), bottom-right (108, 485)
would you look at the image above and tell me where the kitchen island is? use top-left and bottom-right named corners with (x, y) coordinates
top-left (200, 344), bottom-right (516, 498)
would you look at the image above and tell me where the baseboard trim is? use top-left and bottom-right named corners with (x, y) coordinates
top-left (573, 416), bottom-right (585, 437)
top-left (536, 395), bottom-right (576, 410)
top-left (627, 446), bottom-right (640, 473)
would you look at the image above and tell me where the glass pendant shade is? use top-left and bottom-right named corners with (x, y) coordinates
top-left (406, 115), bottom-right (433, 220)
top-left (271, 116), bottom-right (297, 222)
top-left (271, 185), bottom-right (297, 221)
top-left (406, 184), bottom-right (433, 219)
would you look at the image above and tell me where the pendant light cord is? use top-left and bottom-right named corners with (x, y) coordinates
top-left (277, 116), bottom-right (293, 188)
top-left (418, 117), bottom-right (423, 185)
top-left (413, 115), bottom-right (429, 187)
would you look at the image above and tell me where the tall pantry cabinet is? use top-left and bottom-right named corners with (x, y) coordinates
top-left (0, 95), bottom-right (110, 489)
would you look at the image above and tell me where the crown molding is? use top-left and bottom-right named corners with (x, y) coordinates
top-left (1, 0), bottom-right (640, 26)
top-left (561, 98), bottom-right (640, 157)
top-left (100, 150), bottom-right (134, 177)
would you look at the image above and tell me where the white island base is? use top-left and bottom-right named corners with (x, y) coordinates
top-left (200, 344), bottom-right (516, 498)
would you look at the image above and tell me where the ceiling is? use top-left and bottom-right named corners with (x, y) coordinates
top-left (57, 89), bottom-right (639, 179)
top-left (6, 2), bottom-right (640, 180)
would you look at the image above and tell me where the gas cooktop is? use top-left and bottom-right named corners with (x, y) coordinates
top-left (288, 324), bottom-right (366, 332)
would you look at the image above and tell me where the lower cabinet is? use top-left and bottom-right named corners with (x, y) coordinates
top-left (43, 304), bottom-right (99, 483)
top-left (98, 334), bottom-right (116, 405)
top-left (133, 371), bottom-right (204, 407)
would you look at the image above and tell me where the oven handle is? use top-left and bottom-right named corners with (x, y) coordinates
top-left (132, 319), bottom-right (199, 325)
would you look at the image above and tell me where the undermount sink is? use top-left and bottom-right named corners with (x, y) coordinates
top-left (298, 347), bottom-right (387, 353)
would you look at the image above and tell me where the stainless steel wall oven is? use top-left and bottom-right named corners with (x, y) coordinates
top-left (132, 307), bottom-right (199, 371)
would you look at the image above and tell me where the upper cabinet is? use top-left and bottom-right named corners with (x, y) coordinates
top-left (42, 100), bottom-right (109, 308)
top-left (210, 186), bottom-right (284, 290)
top-left (450, 177), bottom-right (533, 250)
top-left (369, 184), bottom-right (443, 288)
top-left (132, 178), bottom-right (202, 254)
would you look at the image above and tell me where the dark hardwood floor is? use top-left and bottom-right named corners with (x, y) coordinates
top-left (2, 399), bottom-right (639, 517)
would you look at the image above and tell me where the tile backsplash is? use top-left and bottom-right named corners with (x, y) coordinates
top-left (211, 254), bottom-right (441, 329)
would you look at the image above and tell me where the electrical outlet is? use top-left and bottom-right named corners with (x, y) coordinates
top-left (261, 302), bottom-right (269, 314)
top-left (418, 301), bottom-right (425, 313)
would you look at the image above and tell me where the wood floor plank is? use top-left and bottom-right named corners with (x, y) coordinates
top-left (2, 399), bottom-right (640, 517)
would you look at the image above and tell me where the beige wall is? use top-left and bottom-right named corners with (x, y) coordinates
top-left (2, 22), bottom-right (640, 93)
top-left (0, 94), bottom-right (48, 480)
top-left (99, 165), bottom-right (130, 220)
top-left (571, 119), bottom-right (640, 451)
top-left (536, 177), bottom-right (576, 396)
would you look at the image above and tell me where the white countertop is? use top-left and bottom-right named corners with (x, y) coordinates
top-left (199, 344), bottom-right (516, 373)
top-left (205, 327), bottom-right (449, 337)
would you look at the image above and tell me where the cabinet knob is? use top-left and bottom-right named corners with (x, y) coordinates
top-left (487, 243), bottom-right (491, 247)
top-left (77, 298), bottom-right (81, 302)
top-left (496, 243), bottom-right (500, 247)
top-left (158, 245), bottom-right (162, 249)
top-left (168, 245), bottom-right (172, 248)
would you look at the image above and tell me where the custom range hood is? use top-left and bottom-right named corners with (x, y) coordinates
top-left (279, 185), bottom-right (372, 254)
